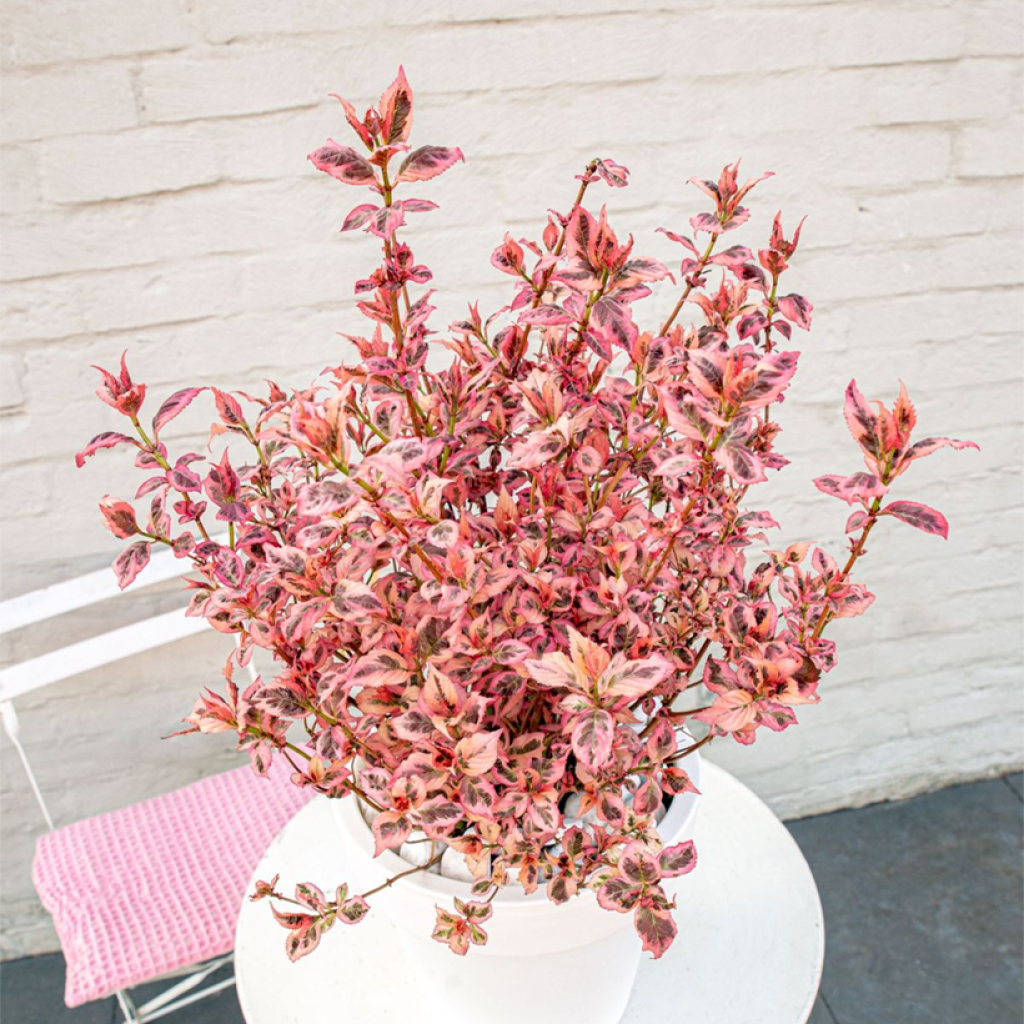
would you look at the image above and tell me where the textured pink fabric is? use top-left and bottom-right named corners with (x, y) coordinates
top-left (32, 758), bottom-right (312, 1007)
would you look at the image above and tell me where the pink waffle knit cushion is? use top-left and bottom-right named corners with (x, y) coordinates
top-left (32, 757), bottom-right (313, 1007)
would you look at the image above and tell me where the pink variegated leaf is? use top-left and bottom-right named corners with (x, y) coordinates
top-left (685, 351), bottom-right (724, 400)
top-left (333, 580), bottom-right (386, 620)
top-left (396, 146), bottom-right (465, 183)
top-left (829, 584), bottom-right (875, 619)
top-left (265, 545), bottom-right (306, 574)
top-left (590, 158), bottom-right (630, 188)
top-left (337, 896), bottom-right (370, 925)
top-left (212, 388), bottom-right (246, 431)
top-left (416, 799), bottom-right (463, 835)
top-left (308, 143), bottom-right (377, 185)
top-left (283, 920), bottom-right (324, 962)
top-left (590, 296), bottom-right (638, 352)
top-left (898, 436), bottom-right (980, 474)
top-left (252, 679), bottom-right (306, 718)
top-left (524, 652), bottom-right (584, 692)
top-left (634, 901), bottom-right (678, 959)
top-left (294, 882), bottom-right (326, 913)
top-left (600, 655), bottom-right (673, 699)
top-left (881, 500), bottom-right (949, 539)
top-left (652, 452), bottom-right (699, 483)
top-left (843, 380), bottom-right (884, 461)
top-left (426, 520), bottom-right (459, 550)
top-left (392, 709), bottom-right (434, 741)
top-left (777, 293), bottom-right (813, 330)
top-left (616, 257), bottom-right (672, 289)
top-left (714, 443), bottom-right (767, 485)
top-left (379, 66), bottom-right (413, 145)
top-left (658, 841), bottom-right (697, 878)
top-left (459, 775), bottom-right (498, 819)
top-left (368, 203), bottom-right (405, 239)
top-left (814, 472), bottom-right (887, 507)
top-left (597, 789), bottom-right (627, 827)
top-left (656, 227), bottom-right (700, 256)
top-left (845, 509), bottom-right (868, 532)
top-left (99, 496), bottom-right (139, 539)
top-left (492, 639), bottom-right (531, 666)
top-left (76, 431), bottom-right (138, 468)
top-left (645, 719), bottom-right (676, 762)
top-left (736, 311), bottom-right (768, 340)
top-left (372, 811), bottom-right (412, 855)
top-left (732, 351), bottom-right (800, 409)
top-left (152, 387), bottom-right (204, 436)
top-left (690, 211), bottom-right (723, 235)
top-left (571, 709), bottom-right (615, 769)
top-left (337, 897), bottom-right (370, 929)
top-left (271, 905), bottom-right (311, 932)
top-left (709, 245), bottom-right (754, 268)
top-left (348, 650), bottom-right (412, 688)
top-left (619, 842), bottom-right (662, 885)
top-left (596, 877), bottom-right (642, 913)
top-left (455, 731), bottom-right (501, 777)
top-left (112, 541), bottom-right (151, 590)
top-left (341, 204), bottom-right (379, 232)
top-left (507, 427), bottom-right (567, 470)
top-left (329, 91), bottom-right (373, 148)
top-left (518, 304), bottom-right (573, 327)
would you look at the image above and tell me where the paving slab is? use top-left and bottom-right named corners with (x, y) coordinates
top-left (1003, 772), bottom-right (1023, 802)
top-left (788, 776), bottom-right (1023, 1024)
top-left (0, 954), bottom-right (116, 1024)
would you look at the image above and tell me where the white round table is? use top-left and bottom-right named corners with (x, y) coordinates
top-left (235, 760), bottom-right (824, 1023)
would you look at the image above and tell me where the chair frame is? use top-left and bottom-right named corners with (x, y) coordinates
top-left (0, 539), bottom-right (247, 1023)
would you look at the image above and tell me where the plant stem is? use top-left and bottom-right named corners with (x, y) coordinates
top-left (360, 851), bottom-right (445, 899)
top-left (658, 234), bottom-right (718, 336)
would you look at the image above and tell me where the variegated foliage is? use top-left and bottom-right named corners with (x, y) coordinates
top-left (78, 68), bottom-right (975, 961)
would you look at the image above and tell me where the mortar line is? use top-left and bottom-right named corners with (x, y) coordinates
top-left (1000, 774), bottom-right (1024, 805)
top-left (820, 988), bottom-right (842, 1024)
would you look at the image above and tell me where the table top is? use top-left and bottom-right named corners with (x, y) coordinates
top-left (235, 760), bottom-right (824, 1023)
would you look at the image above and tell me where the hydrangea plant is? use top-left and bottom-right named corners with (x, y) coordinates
top-left (78, 68), bottom-right (976, 961)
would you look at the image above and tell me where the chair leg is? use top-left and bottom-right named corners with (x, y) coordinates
top-left (115, 988), bottom-right (141, 1023)
top-left (112, 955), bottom-right (234, 1023)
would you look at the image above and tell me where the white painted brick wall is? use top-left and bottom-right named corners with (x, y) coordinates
top-left (1, 0), bottom-right (1021, 960)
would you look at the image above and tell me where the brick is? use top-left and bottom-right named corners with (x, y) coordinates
top-left (411, 17), bottom-right (673, 92)
top-left (40, 127), bottom-right (222, 204)
top-left (0, 144), bottom-right (39, 213)
top-left (0, 278), bottom-right (87, 341)
top-left (835, 58), bottom-right (1021, 127)
top-left (847, 286), bottom-right (1024, 345)
top-left (826, 126), bottom-right (953, 187)
top-left (198, 0), bottom-right (713, 40)
top-left (954, 120), bottom-right (1024, 178)
top-left (965, 0), bottom-right (1024, 57)
top-left (89, 259), bottom-right (246, 334)
top-left (0, 349), bottom-right (25, 409)
top-left (825, 5), bottom-right (965, 67)
top-left (856, 180), bottom-right (1015, 243)
top-left (139, 48), bottom-right (326, 123)
top-left (1, 205), bottom-right (160, 281)
top-left (1, 0), bottom-right (189, 67)
top-left (655, 9), bottom-right (825, 73)
top-left (0, 65), bottom-right (138, 143)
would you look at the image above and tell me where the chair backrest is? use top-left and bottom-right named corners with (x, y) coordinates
top-left (0, 541), bottom-right (237, 830)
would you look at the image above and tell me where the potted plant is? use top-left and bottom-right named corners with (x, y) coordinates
top-left (76, 68), bottom-right (976, 1022)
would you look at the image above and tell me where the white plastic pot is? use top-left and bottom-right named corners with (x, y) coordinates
top-left (330, 747), bottom-right (702, 1024)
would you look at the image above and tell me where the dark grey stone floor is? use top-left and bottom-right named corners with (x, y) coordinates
top-left (2, 773), bottom-right (1020, 1024)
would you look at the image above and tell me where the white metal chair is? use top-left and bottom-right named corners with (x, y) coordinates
top-left (0, 543), bottom-right (310, 1021)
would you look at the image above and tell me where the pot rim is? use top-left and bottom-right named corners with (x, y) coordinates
top-left (333, 745), bottom-right (703, 909)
